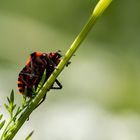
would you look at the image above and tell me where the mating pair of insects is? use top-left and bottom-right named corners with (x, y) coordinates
top-left (18, 51), bottom-right (65, 106)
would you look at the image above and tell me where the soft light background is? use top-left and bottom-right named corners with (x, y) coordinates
top-left (0, 0), bottom-right (140, 140)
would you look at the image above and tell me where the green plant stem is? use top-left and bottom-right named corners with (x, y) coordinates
top-left (3, 0), bottom-right (112, 139)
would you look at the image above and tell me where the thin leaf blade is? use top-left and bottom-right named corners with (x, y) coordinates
top-left (25, 130), bottom-right (34, 140)
top-left (0, 120), bottom-right (5, 130)
top-left (36, 69), bottom-right (46, 93)
top-left (10, 90), bottom-right (14, 104)
top-left (0, 114), bottom-right (3, 120)
top-left (4, 104), bottom-right (10, 113)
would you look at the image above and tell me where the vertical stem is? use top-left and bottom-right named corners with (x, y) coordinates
top-left (3, 0), bottom-right (112, 139)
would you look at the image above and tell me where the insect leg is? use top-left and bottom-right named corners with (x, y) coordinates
top-left (51, 79), bottom-right (62, 89)
top-left (35, 93), bottom-right (47, 109)
top-left (35, 79), bottom-right (62, 109)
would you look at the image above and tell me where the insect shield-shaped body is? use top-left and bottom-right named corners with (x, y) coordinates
top-left (18, 51), bottom-right (62, 97)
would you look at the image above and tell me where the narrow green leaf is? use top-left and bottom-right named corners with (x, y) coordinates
top-left (4, 104), bottom-right (10, 112)
top-left (36, 69), bottom-right (46, 93)
top-left (15, 107), bottom-right (21, 116)
top-left (24, 86), bottom-right (28, 97)
top-left (25, 130), bottom-right (34, 140)
top-left (7, 97), bottom-right (10, 104)
top-left (0, 114), bottom-right (3, 120)
top-left (12, 104), bottom-right (17, 111)
top-left (10, 90), bottom-right (14, 104)
top-left (22, 97), bottom-right (26, 108)
top-left (22, 87), bottom-right (28, 108)
top-left (0, 120), bottom-right (5, 130)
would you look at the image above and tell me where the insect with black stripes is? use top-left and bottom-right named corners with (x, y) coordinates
top-left (18, 51), bottom-right (62, 106)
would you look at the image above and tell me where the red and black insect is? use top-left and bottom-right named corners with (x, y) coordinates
top-left (18, 51), bottom-right (62, 99)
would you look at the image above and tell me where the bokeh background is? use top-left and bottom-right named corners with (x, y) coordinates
top-left (0, 0), bottom-right (140, 139)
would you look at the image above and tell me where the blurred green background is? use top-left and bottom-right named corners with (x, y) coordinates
top-left (0, 0), bottom-right (140, 140)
